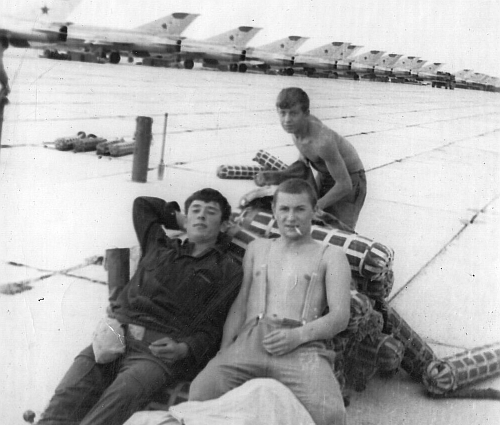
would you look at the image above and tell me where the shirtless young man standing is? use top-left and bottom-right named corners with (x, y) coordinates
top-left (255, 87), bottom-right (366, 230)
top-left (189, 179), bottom-right (351, 425)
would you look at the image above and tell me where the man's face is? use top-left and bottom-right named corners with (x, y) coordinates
top-left (273, 191), bottom-right (315, 239)
top-left (185, 200), bottom-right (226, 245)
top-left (277, 104), bottom-right (309, 134)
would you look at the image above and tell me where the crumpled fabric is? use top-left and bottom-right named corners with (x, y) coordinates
top-left (124, 379), bottom-right (315, 425)
top-left (92, 317), bottom-right (126, 364)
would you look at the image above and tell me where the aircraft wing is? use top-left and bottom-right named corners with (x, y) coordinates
top-left (82, 40), bottom-right (134, 47)
top-left (33, 28), bottom-right (65, 36)
top-left (80, 39), bottom-right (175, 47)
top-left (240, 59), bottom-right (267, 66)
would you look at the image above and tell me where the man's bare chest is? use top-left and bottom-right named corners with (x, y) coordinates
top-left (294, 139), bottom-right (326, 167)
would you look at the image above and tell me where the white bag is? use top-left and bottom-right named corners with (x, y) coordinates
top-left (92, 317), bottom-right (126, 364)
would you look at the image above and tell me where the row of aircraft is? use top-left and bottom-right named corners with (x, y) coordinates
top-left (1, 0), bottom-right (498, 91)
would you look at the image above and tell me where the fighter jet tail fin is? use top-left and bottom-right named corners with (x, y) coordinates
top-left (134, 13), bottom-right (199, 37)
top-left (205, 26), bottom-right (261, 47)
top-left (256, 36), bottom-right (308, 54)
top-left (19, 0), bottom-right (83, 24)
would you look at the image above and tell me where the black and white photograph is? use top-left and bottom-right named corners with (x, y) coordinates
top-left (1, 1), bottom-right (499, 424)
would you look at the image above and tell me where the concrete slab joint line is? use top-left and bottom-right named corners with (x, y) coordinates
top-left (366, 128), bottom-right (500, 173)
top-left (0, 255), bottom-right (103, 295)
top-left (174, 124), bottom-right (497, 171)
top-left (387, 194), bottom-right (500, 303)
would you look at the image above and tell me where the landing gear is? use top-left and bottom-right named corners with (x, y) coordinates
top-left (229, 63), bottom-right (238, 72)
top-left (259, 64), bottom-right (272, 74)
top-left (238, 63), bottom-right (247, 73)
top-left (42, 49), bottom-right (69, 60)
top-left (184, 59), bottom-right (194, 70)
top-left (285, 68), bottom-right (294, 76)
top-left (305, 68), bottom-right (315, 77)
top-left (109, 51), bottom-right (121, 64)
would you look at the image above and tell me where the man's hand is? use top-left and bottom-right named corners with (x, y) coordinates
top-left (225, 218), bottom-right (241, 237)
top-left (313, 208), bottom-right (354, 232)
top-left (149, 337), bottom-right (189, 364)
top-left (254, 171), bottom-right (268, 187)
top-left (238, 185), bottom-right (277, 208)
top-left (262, 329), bottom-right (302, 356)
top-left (313, 208), bottom-right (327, 221)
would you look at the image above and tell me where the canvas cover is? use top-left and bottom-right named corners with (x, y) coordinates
top-left (124, 378), bottom-right (315, 425)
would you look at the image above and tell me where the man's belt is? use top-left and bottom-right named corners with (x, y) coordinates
top-left (127, 324), bottom-right (172, 344)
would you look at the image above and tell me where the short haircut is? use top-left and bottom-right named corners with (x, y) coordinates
top-left (0, 36), bottom-right (8, 49)
top-left (276, 87), bottom-right (310, 112)
top-left (184, 188), bottom-right (232, 222)
top-left (273, 178), bottom-right (317, 208)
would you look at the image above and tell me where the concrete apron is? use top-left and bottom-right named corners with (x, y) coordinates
top-left (0, 50), bottom-right (499, 424)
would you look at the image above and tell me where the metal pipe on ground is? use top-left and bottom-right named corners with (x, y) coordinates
top-left (132, 116), bottom-right (153, 182)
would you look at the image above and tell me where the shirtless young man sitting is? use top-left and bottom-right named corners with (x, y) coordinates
top-left (255, 87), bottom-right (366, 230)
top-left (189, 179), bottom-right (351, 425)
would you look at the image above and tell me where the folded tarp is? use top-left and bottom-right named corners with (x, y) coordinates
top-left (124, 378), bottom-right (315, 425)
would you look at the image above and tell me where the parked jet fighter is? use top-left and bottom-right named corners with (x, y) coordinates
top-left (390, 56), bottom-right (423, 79)
top-left (410, 59), bottom-right (428, 75)
top-left (332, 49), bottom-right (386, 79)
top-left (453, 69), bottom-right (475, 84)
top-left (452, 69), bottom-right (499, 91)
top-left (292, 41), bottom-right (351, 76)
top-left (350, 50), bottom-right (387, 79)
top-left (0, 0), bottom-right (83, 48)
top-left (178, 26), bottom-right (262, 71)
top-left (56, 12), bottom-right (199, 64)
top-left (414, 62), bottom-right (446, 81)
top-left (370, 53), bottom-right (404, 78)
top-left (242, 36), bottom-right (309, 75)
top-left (328, 44), bottom-right (364, 78)
top-left (1, 1), bottom-right (199, 64)
top-left (482, 76), bottom-right (500, 92)
top-left (466, 72), bottom-right (499, 91)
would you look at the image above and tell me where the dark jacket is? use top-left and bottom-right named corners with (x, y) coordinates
top-left (112, 196), bottom-right (242, 369)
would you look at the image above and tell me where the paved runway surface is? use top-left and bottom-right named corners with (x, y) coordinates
top-left (1, 50), bottom-right (499, 424)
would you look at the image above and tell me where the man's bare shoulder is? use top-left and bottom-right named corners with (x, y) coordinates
top-left (248, 238), bottom-right (271, 249)
top-left (310, 115), bottom-right (343, 141)
top-left (298, 240), bottom-right (333, 265)
top-left (321, 245), bottom-right (351, 286)
top-left (243, 239), bottom-right (273, 273)
top-left (323, 244), bottom-right (350, 265)
top-left (309, 117), bottom-right (344, 154)
top-left (246, 238), bottom-right (271, 257)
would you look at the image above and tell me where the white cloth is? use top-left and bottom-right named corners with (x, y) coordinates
top-left (124, 378), bottom-right (315, 425)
